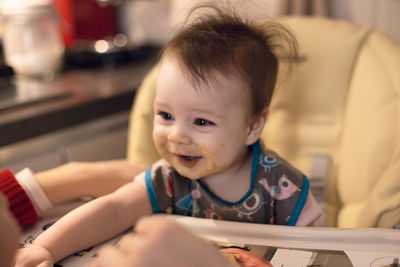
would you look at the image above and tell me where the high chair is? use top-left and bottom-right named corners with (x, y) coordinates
top-left (126, 16), bottom-right (400, 228)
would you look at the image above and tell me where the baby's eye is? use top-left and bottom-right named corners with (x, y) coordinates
top-left (158, 111), bottom-right (173, 121)
top-left (194, 118), bottom-right (214, 126)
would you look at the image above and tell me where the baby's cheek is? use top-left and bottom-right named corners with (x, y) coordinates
top-left (153, 132), bottom-right (167, 152)
top-left (197, 143), bottom-right (224, 168)
top-left (197, 142), bottom-right (223, 157)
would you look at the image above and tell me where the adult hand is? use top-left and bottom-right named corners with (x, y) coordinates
top-left (0, 193), bottom-right (20, 267)
top-left (89, 216), bottom-right (234, 267)
top-left (14, 245), bottom-right (54, 267)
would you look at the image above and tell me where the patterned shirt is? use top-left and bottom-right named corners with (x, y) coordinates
top-left (137, 140), bottom-right (321, 226)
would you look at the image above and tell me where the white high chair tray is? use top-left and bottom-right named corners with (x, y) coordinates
top-left (21, 203), bottom-right (400, 267)
top-left (169, 215), bottom-right (400, 267)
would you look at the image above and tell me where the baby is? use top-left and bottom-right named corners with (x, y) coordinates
top-left (16, 8), bottom-right (321, 266)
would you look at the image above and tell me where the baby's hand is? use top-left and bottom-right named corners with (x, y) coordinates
top-left (14, 245), bottom-right (54, 267)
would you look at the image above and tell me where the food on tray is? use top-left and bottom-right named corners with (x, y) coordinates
top-left (220, 247), bottom-right (273, 267)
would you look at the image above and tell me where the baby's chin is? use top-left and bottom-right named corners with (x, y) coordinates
top-left (173, 167), bottom-right (203, 180)
top-left (172, 164), bottom-right (214, 180)
top-left (167, 156), bottom-right (220, 179)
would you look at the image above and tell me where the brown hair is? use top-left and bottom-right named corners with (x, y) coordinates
top-left (162, 5), bottom-right (298, 117)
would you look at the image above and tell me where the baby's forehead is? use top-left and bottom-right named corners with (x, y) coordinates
top-left (162, 66), bottom-right (248, 97)
top-left (157, 55), bottom-right (253, 105)
top-left (161, 52), bottom-right (242, 86)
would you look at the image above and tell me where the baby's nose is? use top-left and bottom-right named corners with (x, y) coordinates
top-left (168, 124), bottom-right (192, 145)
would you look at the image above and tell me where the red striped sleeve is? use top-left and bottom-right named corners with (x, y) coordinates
top-left (0, 169), bottom-right (39, 227)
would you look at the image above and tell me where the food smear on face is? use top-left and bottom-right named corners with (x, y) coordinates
top-left (194, 143), bottom-right (219, 175)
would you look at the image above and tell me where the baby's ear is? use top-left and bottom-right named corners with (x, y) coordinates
top-left (246, 109), bottom-right (268, 145)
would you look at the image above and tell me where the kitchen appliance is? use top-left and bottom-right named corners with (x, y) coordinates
top-left (54, 0), bottom-right (154, 68)
top-left (54, 0), bottom-right (118, 48)
top-left (1, 0), bottom-right (65, 79)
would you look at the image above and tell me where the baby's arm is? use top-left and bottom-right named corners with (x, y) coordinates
top-left (295, 190), bottom-right (322, 226)
top-left (15, 181), bottom-right (152, 266)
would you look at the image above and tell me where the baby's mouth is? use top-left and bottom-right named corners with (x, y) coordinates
top-left (176, 154), bottom-right (202, 168)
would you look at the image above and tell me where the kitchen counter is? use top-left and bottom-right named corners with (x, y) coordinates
top-left (0, 47), bottom-right (160, 148)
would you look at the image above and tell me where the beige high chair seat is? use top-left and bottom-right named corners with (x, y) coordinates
top-left (126, 16), bottom-right (400, 228)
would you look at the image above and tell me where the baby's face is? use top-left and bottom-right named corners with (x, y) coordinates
top-left (153, 58), bottom-right (254, 179)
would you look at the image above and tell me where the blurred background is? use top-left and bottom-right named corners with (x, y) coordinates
top-left (0, 0), bottom-right (399, 73)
